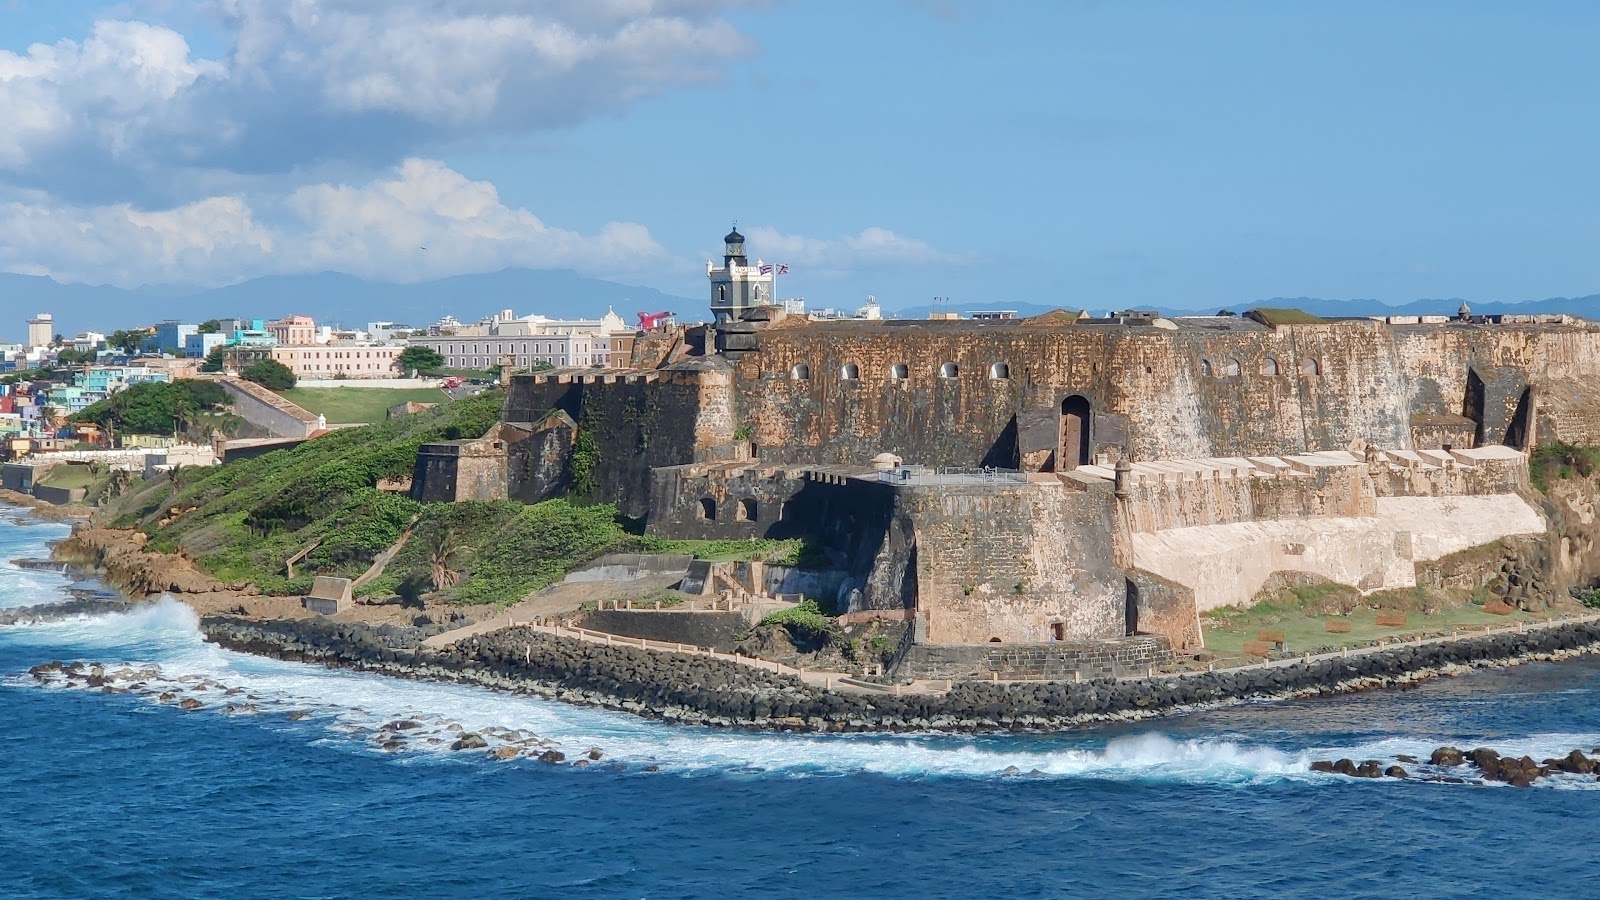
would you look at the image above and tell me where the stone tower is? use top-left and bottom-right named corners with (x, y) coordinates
top-left (707, 226), bottom-right (775, 327)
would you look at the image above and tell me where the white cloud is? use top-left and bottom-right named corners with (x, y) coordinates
top-left (0, 159), bottom-right (666, 286)
top-left (0, 20), bottom-right (225, 169)
top-left (0, 1), bottom-right (758, 202)
top-left (745, 225), bottom-right (968, 270)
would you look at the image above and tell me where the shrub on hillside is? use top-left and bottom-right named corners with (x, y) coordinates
top-left (242, 358), bottom-right (296, 390)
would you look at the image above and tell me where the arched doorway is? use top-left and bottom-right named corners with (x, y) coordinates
top-left (1059, 395), bottom-right (1092, 470)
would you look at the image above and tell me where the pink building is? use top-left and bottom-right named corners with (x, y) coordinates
top-left (269, 346), bottom-right (404, 379)
top-left (267, 315), bottom-right (317, 346)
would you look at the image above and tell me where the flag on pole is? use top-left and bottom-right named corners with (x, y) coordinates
top-left (758, 264), bottom-right (773, 275)
top-left (776, 263), bottom-right (790, 275)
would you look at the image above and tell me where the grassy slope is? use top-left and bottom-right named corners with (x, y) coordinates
top-left (278, 387), bottom-right (449, 425)
top-left (109, 389), bottom-right (811, 606)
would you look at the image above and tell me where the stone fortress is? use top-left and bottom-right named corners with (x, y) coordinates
top-left (413, 227), bottom-right (1600, 677)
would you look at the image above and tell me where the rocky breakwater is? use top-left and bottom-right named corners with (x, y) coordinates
top-left (1311, 745), bottom-right (1600, 788)
top-left (200, 614), bottom-right (1600, 733)
top-left (21, 659), bottom-right (607, 766)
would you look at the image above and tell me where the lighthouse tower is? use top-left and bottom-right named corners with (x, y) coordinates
top-left (707, 226), bottom-right (775, 327)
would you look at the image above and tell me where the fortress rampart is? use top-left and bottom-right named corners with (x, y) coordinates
top-left (410, 310), bottom-right (1597, 670)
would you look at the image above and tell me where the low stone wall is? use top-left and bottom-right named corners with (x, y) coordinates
top-left (897, 636), bottom-right (1172, 681)
top-left (32, 485), bottom-right (87, 506)
top-left (198, 614), bottom-right (1600, 733)
top-left (575, 610), bottom-right (750, 653)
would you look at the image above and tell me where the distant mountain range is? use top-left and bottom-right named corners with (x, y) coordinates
top-left (891, 294), bottom-right (1600, 321)
top-left (0, 269), bottom-right (700, 340)
top-left (7, 264), bottom-right (1600, 342)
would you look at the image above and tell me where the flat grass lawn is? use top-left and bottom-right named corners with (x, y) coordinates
top-left (1202, 602), bottom-right (1557, 659)
top-left (278, 387), bottom-right (448, 425)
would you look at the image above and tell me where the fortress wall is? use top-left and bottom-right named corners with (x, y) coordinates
top-left (645, 467), bottom-right (808, 540)
top-left (1394, 325), bottom-right (1600, 445)
top-left (735, 327), bottom-right (1092, 468)
top-left (1118, 466), bottom-right (1376, 533)
top-left (904, 482), bottom-right (1126, 643)
top-left (1130, 493), bottom-right (1547, 612)
top-left (506, 372), bottom-right (712, 518)
top-left (740, 322), bottom-right (1442, 468)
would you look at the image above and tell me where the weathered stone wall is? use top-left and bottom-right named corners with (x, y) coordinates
top-left (500, 321), bottom-right (1600, 520)
top-left (736, 320), bottom-right (1600, 470)
top-left (507, 413), bottom-right (574, 504)
top-left (576, 610), bottom-right (749, 653)
top-left (897, 635), bottom-right (1172, 681)
top-left (645, 466), bottom-right (809, 540)
top-left (410, 423), bottom-right (537, 503)
top-left (903, 481), bottom-right (1126, 644)
top-left (1125, 569), bottom-right (1201, 652)
top-left (504, 368), bottom-right (719, 518)
top-left (1131, 493), bottom-right (1547, 613)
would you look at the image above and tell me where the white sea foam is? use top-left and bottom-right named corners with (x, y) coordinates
top-left (4, 546), bottom-right (1598, 787)
top-left (0, 516), bottom-right (74, 609)
top-left (2, 597), bottom-right (1324, 782)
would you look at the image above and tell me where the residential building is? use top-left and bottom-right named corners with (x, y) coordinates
top-left (266, 315), bottom-right (317, 346)
top-left (227, 321), bottom-right (276, 347)
top-left (26, 313), bottom-right (53, 350)
top-left (407, 332), bottom-right (614, 370)
top-left (406, 308), bottom-right (632, 371)
top-left (154, 320), bottom-right (197, 355)
top-left (367, 322), bottom-right (416, 342)
top-left (224, 345), bottom-right (405, 379)
top-left (70, 332), bottom-right (107, 353)
top-left (185, 332), bottom-right (227, 359)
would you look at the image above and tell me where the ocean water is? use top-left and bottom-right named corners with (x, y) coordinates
top-left (3, 510), bottom-right (1599, 899)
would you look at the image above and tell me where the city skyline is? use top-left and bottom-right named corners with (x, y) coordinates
top-left (0, 2), bottom-right (1597, 312)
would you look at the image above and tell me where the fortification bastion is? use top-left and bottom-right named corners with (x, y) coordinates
top-left (407, 235), bottom-right (1600, 679)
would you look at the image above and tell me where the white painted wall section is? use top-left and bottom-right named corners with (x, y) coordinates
top-left (1131, 493), bottom-right (1546, 612)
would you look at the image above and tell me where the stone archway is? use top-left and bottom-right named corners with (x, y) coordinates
top-left (1059, 395), bottom-right (1092, 470)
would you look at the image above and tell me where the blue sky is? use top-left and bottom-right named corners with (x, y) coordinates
top-left (0, 1), bottom-right (1597, 312)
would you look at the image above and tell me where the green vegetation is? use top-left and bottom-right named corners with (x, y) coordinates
top-left (759, 599), bottom-right (834, 638)
top-left (1201, 580), bottom-right (1545, 658)
top-left (242, 358), bottom-right (296, 390)
top-left (201, 346), bottom-right (226, 373)
top-left (71, 380), bottom-right (231, 436)
top-left (38, 464), bottom-right (96, 490)
top-left (1245, 307), bottom-right (1327, 327)
top-left (107, 329), bottom-right (151, 354)
top-left (568, 429), bottom-right (598, 496)
top-left (1575, 588), bottom-right (1600, 610)
top-left (104, 386), bottom-right (831, 606)
top-left (108, 390), bottom-right (505, 596)
top-left (1530, 443), bottom-right (1600, 494)
top-left (198, 320), bottom-right (221, 334)
top-left (397, 346), bottom-right (444, 374)
top-left (279, 387), bottom-right (447, 425)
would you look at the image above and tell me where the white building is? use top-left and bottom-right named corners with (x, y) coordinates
top-left (407, 333), bottom-right (614, 371)
top-left (707, 227), bottom-right (777, 327)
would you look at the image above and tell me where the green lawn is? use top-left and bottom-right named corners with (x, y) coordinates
top-left (38, 464), bottom-right (96, 489)
top-left (1202, 597), bottom-right (1559, 659)
top-left (278, 387), bottom-right (449, 425)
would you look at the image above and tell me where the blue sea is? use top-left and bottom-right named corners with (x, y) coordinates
top-left (2, 509), bottom-right (1598, 899)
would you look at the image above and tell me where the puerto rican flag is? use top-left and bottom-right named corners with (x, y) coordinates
top-left (759, 263), bottom-right (789, 275)
top-left (758, 264), bottom-right (772, 275)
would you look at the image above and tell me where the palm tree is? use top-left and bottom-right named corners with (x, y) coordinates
top-left (426, 528), bottom-right (471, 591)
